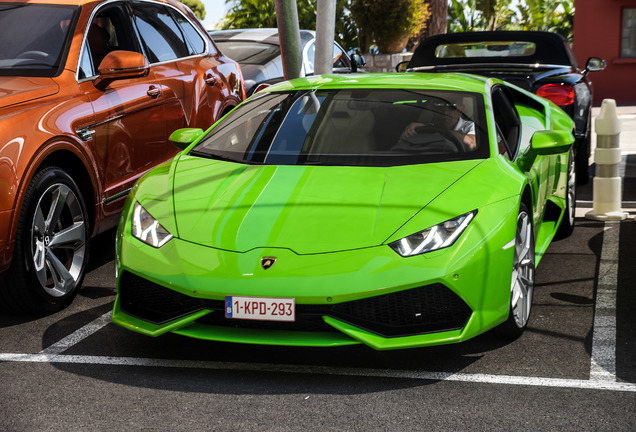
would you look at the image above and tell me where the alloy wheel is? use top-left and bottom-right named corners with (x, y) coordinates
top-left (31, 183), bottom-right (87, 297)
top-left (511, 209), bottom-right (535, 328)
top-left (565, 151), bottom-right (577, 228)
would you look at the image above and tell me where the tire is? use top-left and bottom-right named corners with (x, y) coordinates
top-left (1, 167), bottom-right (90, 313)
top-left (556, 148), bottom-right (576, 239)
top-left (497, 202), bottom-right (535, 339)
top-left (575, 136), bottom-right (590, 184)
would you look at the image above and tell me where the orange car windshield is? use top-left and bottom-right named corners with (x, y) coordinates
top-left (0, 4), bottom-right (78, 77)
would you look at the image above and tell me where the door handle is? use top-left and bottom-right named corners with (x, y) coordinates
top-left (147, 85), bottom-right (161, 98)
top-left (205, 74), bottom-right (218, 86)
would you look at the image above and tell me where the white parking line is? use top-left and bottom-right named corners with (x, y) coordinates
top-left (39, 312), bottom-right (112, 355)
top-left (589, 222), bottom-right (620, 381)
top-left (2, 172), bottom-right (631, 394)
top-left (1, 352), bottom-right (636, 393)
top-left (588, 153), bottom-right (629, 381)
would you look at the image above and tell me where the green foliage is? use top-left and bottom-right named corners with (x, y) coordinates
top-left (219, 0), bottom-right (360, 52)
top-left (178, 0), bottom-right (206, 20)
top-left (447, 0), bottom-right (574, 40)
top-left (516, 0), bottom-right (573, 40)
top-left (350, 0), bottom-right (429, 53)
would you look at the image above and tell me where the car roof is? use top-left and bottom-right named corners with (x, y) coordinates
top-left (409, 31), bottom-right (574, 69)
top-left (210, 28), bottom-right (316, 45)
top-left (264, 72), bottom-right (493, 94)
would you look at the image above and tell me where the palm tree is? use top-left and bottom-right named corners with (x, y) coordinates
top-left (219, 0), bottom-right (359, 52)
top-left (179, 0), bottom-right (206, 20)
top-left (448, 0), bottom-right (515, 31)
top-left (517, 0), bottom-right (574, 40)
top-left (447, 0), bottom-right (574, 40)
top-left (221, 0), bottom-right (278, 29)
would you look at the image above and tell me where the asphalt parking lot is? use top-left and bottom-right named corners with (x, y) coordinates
top-left (1, 108), bottom-right (636, 431)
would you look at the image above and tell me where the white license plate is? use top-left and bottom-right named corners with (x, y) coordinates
top-left (225, 296), bottom-right (295, 322)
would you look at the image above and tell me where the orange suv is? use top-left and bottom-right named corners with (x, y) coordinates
top-left (0, 0), bottom-right (245, 312)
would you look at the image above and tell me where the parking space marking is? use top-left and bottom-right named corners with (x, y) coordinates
top-left (2, 164), bottom-right (631, 394)
top-left (590, 222), bottom-right (620, 381)
top-left (1, 352), bottom-right (636, 393)
top-left (39, 312), bottom-right (112, 355)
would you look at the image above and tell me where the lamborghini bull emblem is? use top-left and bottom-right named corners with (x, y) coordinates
top-left (260, 257), bottom-right (277, 270)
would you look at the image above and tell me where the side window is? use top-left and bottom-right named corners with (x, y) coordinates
top-left (79, 3), bottom-right (139, 79)
top-left (132, 3), bottom-right (189, 63)
top-left (167, 8), bottom-right (206, 55)
top-left (491, 87), bottom-right (521, 159)
top-left (332, 44), bottom-right (350, 69)
top-left (304, 41), bottom-right (350, 72)
top-left (304, 41), bottom-right (315, 74)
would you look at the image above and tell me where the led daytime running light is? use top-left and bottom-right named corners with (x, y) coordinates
top-left (131, 202), bottom-right (173, 248)
top-left (390, 210), bottom-right (476, 257)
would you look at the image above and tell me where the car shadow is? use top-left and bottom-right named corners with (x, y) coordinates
top-left (39, 301), bottom-right (524, 395)
top-left (0, 227), bottom-right (117, 327)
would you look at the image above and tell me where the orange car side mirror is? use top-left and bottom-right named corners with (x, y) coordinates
top-left (93, 50), bottom-right (150, 90)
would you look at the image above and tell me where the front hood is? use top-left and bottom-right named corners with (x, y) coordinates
top-left (0, 77), bottom-right (59, 109)
top-left (171, 156), bottom-right (482, 254)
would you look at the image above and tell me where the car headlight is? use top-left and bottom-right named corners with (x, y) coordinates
top-left (389, 210), bottom-right (476, 257)
top-left (131, 202), bottom-right (173, 248)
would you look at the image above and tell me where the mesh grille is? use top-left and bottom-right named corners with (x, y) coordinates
top-left (330, 284), bottom-right (472, 336)
top-left (119, 272), bottom-right (205, 324)
top-left (119, 272), bottom-right (471, 337)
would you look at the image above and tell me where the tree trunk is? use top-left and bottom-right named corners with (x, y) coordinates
top-left (414, 0), bottom-right (447, 49)
top-left (425, 0), bottom-right (448, 37)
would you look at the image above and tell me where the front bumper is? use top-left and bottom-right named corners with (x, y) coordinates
top-left (112, 197), bottom-right (519, 350)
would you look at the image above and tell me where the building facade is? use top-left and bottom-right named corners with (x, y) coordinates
top-left (573, 0), bottom-right (636, 104)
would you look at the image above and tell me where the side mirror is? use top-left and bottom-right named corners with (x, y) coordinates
top-left (93, 50), bottom-right (150, 90)
top-left (517, 130), bottom-right (573, 171)
top-left (350, 53), bottom-right (365, 72)
top-left (169, 128), bottom-right (204, 150)
top-left (396, 61), bottom-right (409, 73)
top-left (584, 57), bottom-right (606, 74)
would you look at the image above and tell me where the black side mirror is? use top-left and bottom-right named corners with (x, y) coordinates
top-left (396, 61), bottom-right (409, 73)
top-left (584, 57), bottom-right (606, 74)
top-left (350, 53), bottom-right (366, 72)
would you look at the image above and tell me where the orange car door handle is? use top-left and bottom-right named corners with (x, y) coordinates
top-left (205, 74), bottom-right (218, 86)
top-left (147, 85), bottom-right (161, 98)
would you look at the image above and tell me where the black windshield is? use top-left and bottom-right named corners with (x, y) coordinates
top-left (0, 4), bottom-right (78, 77)
top-left (192, 88), bottom-right (489, 167)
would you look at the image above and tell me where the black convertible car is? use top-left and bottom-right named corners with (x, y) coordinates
top-left (399, 31), bottom-right (606, 182)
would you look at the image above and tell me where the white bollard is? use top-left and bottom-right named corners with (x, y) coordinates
top-left (586, 99), bottom-right (628, 221)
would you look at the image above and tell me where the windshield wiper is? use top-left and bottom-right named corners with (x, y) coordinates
top-left (0, 4), bottom-right (29, 11)
top-left (189, 150), bottom-right (262, 165)
top-left (189, 150), bottom-right (239, 162)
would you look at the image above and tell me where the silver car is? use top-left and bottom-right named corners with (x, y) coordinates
top-left (209, 28), bottom-right (363, 95)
